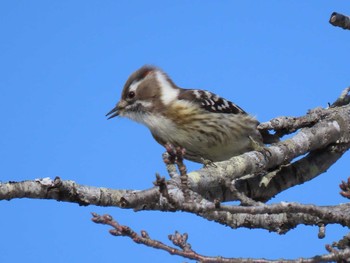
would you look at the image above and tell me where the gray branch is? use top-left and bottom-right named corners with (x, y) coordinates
top-left (0, 177), bottom-right (131, 207)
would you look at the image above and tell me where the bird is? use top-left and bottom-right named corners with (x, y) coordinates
top-left (106, 65), bottom-right (267, 164)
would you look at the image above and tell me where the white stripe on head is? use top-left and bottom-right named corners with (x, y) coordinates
top-left (129, 79), bottom-right (142, 93)
top-left (156, 71), bottom-right (179, 105)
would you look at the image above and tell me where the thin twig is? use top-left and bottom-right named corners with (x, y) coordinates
top-left (91, 213), bottom-right (350, 263)
top-left (331, 87), bottom-right (350, 107)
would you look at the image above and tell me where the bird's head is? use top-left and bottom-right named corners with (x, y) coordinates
top-left (106, 65), bottom-right (179, 121)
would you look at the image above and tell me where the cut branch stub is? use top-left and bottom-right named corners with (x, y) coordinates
top-left (329, 12), bottom-right (350, 30)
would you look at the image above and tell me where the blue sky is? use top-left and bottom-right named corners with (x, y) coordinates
top-left (1, 1), bottom-right (350, 262)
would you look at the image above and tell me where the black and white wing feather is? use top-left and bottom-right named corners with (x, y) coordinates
top-left (178, 89), bottom-right (246, 114)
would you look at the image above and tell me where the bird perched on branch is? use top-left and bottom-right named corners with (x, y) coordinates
top-left (107, 65), bottom-right (271, 163)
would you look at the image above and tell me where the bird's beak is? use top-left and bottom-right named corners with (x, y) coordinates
top-left (106, 100), bottom-right (127, 120)
top-left (106, 100), bottom-right (128, 120)
top-left (106, 105), bottom-right (119, 119)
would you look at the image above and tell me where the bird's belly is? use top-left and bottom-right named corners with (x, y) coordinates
top-left (177, 130), bottom-right (254, 162)
top-left (133, 111), bottom-right (260, 163)
top-left (152, 122), bottom-right (258, 162)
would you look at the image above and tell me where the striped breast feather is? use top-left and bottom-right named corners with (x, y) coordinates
top-left (178, 89), bottom-right (246, 114)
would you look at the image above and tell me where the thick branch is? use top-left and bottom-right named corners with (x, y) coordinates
top-left (0, 177), bottom-right (131, 207)
top-left (202, 202), bottom-right (350, 233)
top-left (124, 185), bottom-right (350, 233)
top-left (236, 144), bottom-right (347, 202)
top-left (4, 177), bottom-right (350, 233)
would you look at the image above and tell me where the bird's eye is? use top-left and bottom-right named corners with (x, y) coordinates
top-left (127, 91), bottom-right (135, 99)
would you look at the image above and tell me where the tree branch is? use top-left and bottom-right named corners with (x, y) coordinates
top-left (4, 176), bottom-right (350, 233)
top-left (329, 12), bottom-right (350, 30)
top-left (0, 177), bottom-right (131, 207)
top-left (236, 144), bottom-right (348, 202)
top-left (91, 213), bottom-right (350, 263)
